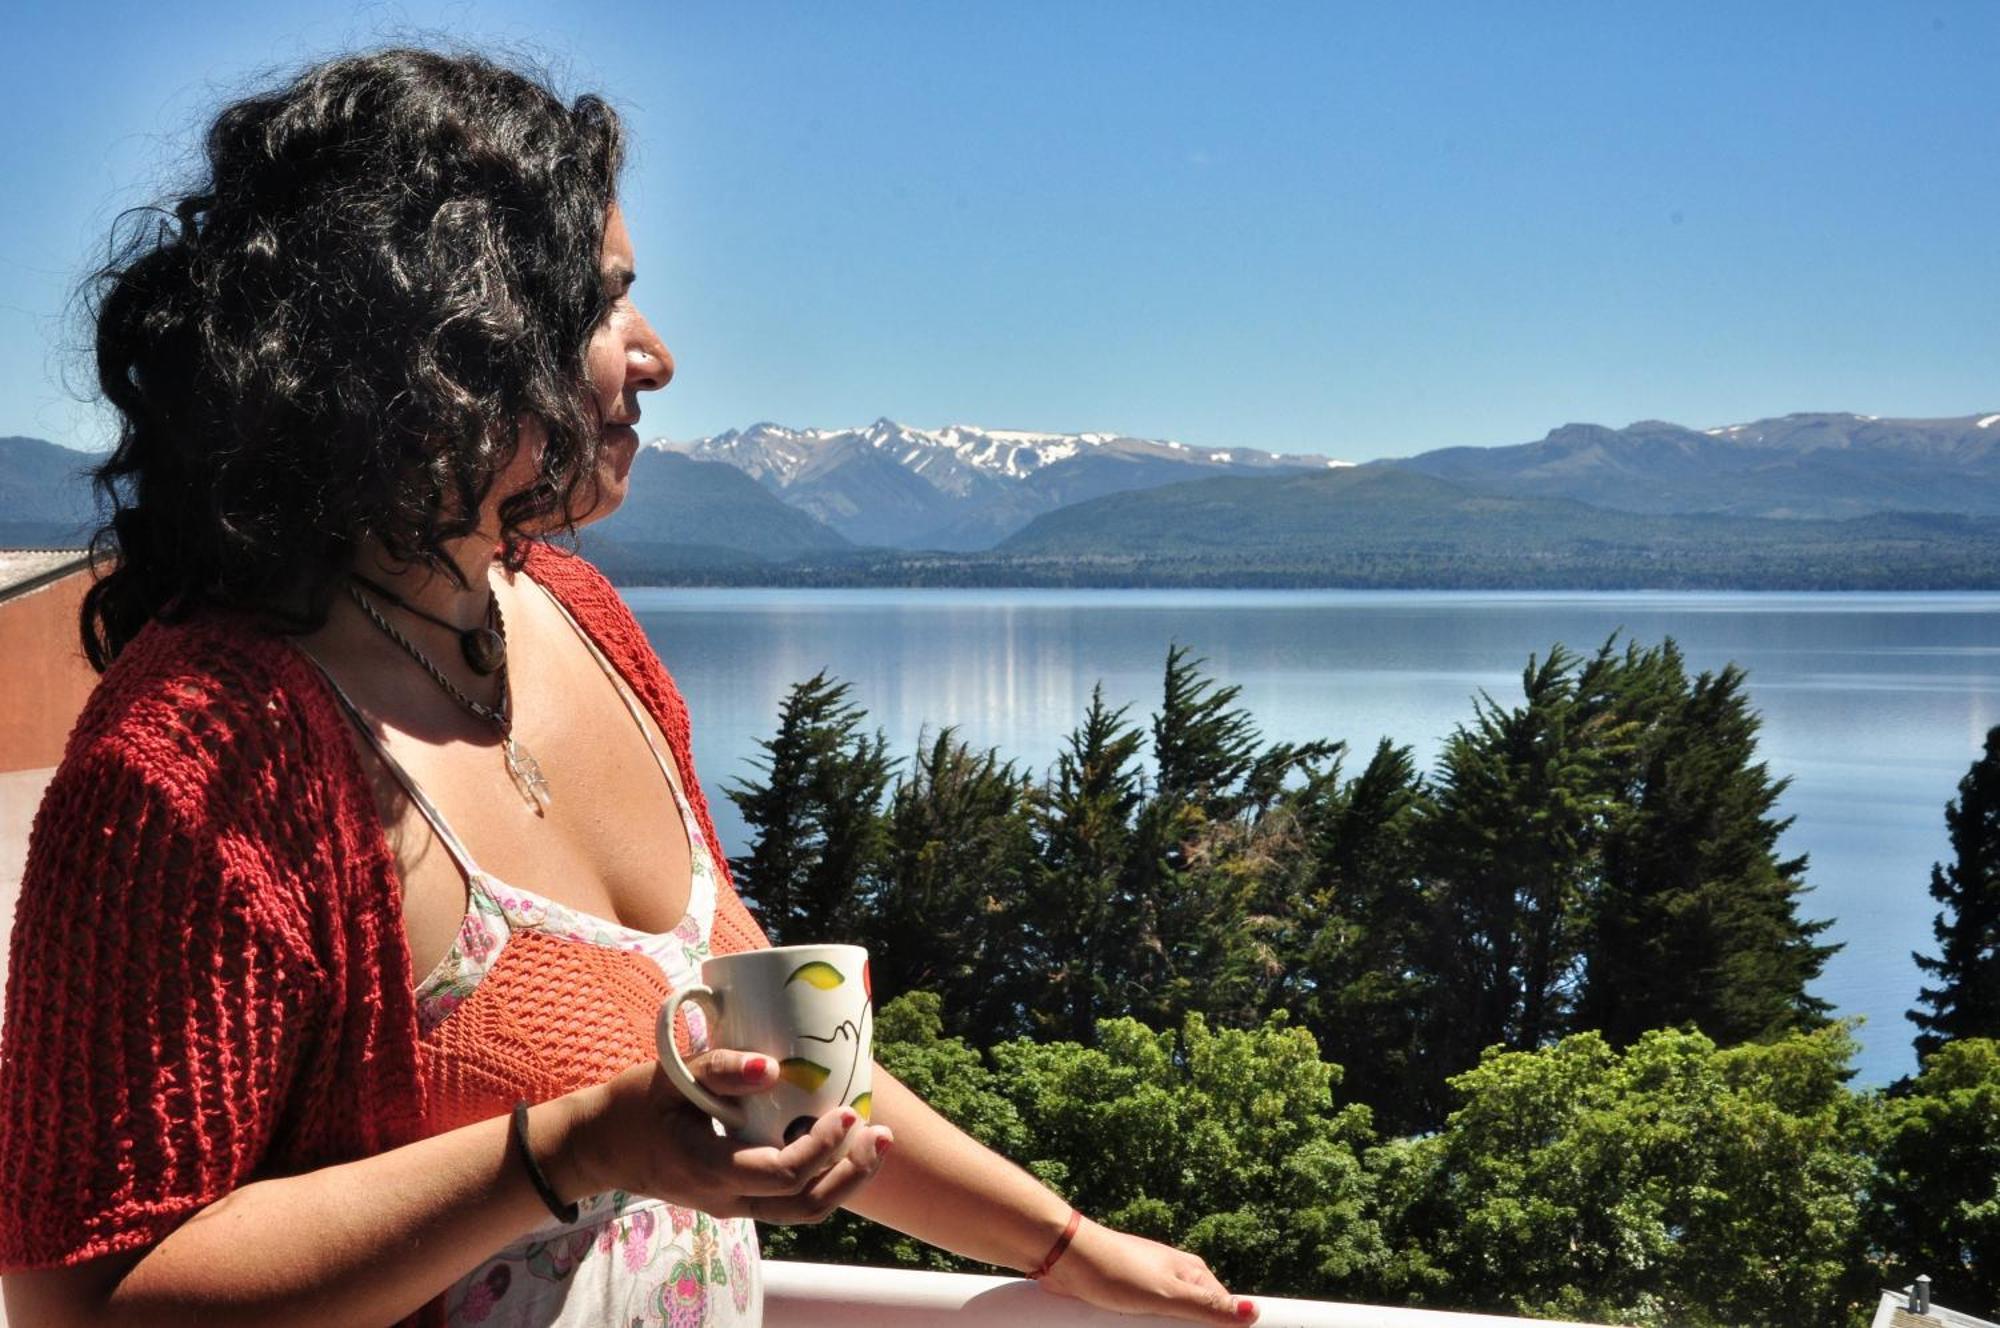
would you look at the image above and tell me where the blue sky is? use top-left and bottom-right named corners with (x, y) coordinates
top-left (3, 1), bottom-right (1995, 462)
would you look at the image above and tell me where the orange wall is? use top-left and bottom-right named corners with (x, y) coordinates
top-left (0, 568), bottom-right (99, 773)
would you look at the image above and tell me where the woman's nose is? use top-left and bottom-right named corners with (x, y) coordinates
top-left (627, 317), bottom-right (673, 392)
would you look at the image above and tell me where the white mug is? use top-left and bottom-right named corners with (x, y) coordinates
top-left (656, 943), bottom-right (874, 1147)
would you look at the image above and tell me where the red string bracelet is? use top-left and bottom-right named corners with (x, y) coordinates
top-left (1026, 1209), bottom-right (1083, 1280)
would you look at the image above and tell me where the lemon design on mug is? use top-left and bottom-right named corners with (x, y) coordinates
top-left (849, 1092), bottom-right (872, 1121)
top-left (785, 961), bottom-right (846, 990)
top-left (778, 1058), bottom-right (831, 1091)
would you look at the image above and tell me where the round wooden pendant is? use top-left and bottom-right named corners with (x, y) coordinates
top-left (461, 627), bottom-right (506, 675)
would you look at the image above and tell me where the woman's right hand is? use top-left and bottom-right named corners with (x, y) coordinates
top-left (551, 1051), bottom-right (892, 1224)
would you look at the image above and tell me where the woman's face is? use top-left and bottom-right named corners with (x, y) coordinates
top-left (481, 202), bottom-right (670, 537)
top-left (573, 202), bottom-right (672, 525)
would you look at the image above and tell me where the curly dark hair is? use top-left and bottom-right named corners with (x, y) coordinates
top-left (80, 45), bottom-right (627, 670)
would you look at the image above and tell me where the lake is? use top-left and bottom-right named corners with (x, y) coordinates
top-left (626, 588), bottom-right (2000, 1088)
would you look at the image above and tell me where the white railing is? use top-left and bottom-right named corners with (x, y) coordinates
top-left (762, 1261), bottom-right (1615, 1327)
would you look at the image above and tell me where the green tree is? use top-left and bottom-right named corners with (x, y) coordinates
top-left (1281, 738), bottom-right (1435, 1137)
top-left (1412, 645), bottom-right (1617, 1113)
top-left (726, 670), bottom-right (894, 943)
top-left (1867, 1038), bottom-right (2000, 1311)
top-left (1126, 647), bottom-right (1338, 1032)
top-left (1130, 786), bottom-right (1307, 1033)
top-left (764, 995), bottom-right (1387, 1299)
top-left (1019, 684), bottom-right (1148, 1043)
top-left (1911, 726), bottom-right (2000, 1059)
top-left (864, 728), bottom-right (1037, 1043)
top-left (1372, 1023), bottom-right (1876, 1327)
top-left (1580, 643), bottom-right (1838, 1047)
top-left (1152, 642), bottom-right (1339, 824)
top-left (989, 1011), bottom-right (1384, 1297)
top-left (1152, 643), bottom-right (1263, 819)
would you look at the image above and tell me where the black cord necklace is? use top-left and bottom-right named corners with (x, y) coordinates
top-left (348, 570), bottom-right (507, 675)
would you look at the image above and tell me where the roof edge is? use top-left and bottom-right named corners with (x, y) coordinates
top-left (0, 549), bottom-right (93, 605)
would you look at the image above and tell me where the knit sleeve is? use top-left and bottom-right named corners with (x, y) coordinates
top-left (0, 730), bottom-right (324, 1270)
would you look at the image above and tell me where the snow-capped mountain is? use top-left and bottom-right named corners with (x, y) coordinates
top-left (655, 419), bottom-right (1349, 549)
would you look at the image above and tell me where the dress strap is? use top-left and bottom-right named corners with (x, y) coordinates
top-left (297, 648), bottom-right (488, 885)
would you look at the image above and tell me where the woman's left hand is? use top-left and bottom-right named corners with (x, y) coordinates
top-left (1037, 1216), bottom-right (1257, 1325)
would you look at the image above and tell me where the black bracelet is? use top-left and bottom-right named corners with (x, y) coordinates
top-left (512, 1099), bottom-right (581, 1224)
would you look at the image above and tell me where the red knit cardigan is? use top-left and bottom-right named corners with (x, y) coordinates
top-left (0, 543), bottom-right (768, 1274)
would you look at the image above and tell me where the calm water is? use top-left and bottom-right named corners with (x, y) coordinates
top-left (628, 588), bottom-right (2000, 1087)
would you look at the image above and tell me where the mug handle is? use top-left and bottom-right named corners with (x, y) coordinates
top-left (657, 985), bottom-right (750, 1131)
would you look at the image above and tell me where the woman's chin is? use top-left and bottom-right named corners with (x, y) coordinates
top-left (568, 429), bottom-right (632, 520)
top-left (609, 427), bottom-right (640, 478)
top-left (566, 477), bottom-right (627, 529)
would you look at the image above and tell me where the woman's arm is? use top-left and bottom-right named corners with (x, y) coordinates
top-left (4, 1056), bottom-right (887, 1328)
top-left (846, 1065), bottom-right (1256, 1326)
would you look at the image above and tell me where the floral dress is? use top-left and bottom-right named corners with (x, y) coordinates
top-left (311, 584), bottom-right (763, 1327)
top-left (423, 871), bottom-right (762, 1328)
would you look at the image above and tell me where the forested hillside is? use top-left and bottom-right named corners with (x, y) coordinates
top-left (1393, 413), bottom-right (2000, 519)
top-left (986, 466), bottom-right (2000, 588)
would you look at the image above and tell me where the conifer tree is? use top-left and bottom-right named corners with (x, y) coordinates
top-left (1132, 647), bottom-right (1339, 1031)
top-left (1152, 643), bottom-right (1263, 820)
top-left (865, 728), bottom-right (1036, 1043)
top-left (1125, 794), bottom-right (1292, 1032)
top-left (1579, 647), bottom-right (1837, 1047)
top-left (1415, 646), bottom-right (1612, 1109)
top-left (1022, 684), bottom-right (1148, 1042)
top-left (1286, 738), bottom-right (1433, 1135)
top-left (1910, 725), bottom-right (2000, 1059)
top-left (726, 670), bottom-right (894, 944)
top-left (1151, 644), bottom-right (1334, 823)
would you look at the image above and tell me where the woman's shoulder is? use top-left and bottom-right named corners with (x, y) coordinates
top-left (20, 610), bottom-right (363, 981)
top-left (55, 609), bottom-right (350, 820)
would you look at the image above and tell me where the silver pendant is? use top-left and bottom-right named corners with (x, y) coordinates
top-left (505, 735), bottom-right (552, 812)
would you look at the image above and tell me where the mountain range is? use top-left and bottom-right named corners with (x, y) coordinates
top-left (984, 463), bottom-right (2000, 589)
top-left (1393, 412), bottom-right (2000, 519)
top-left (6, 410), bottom-right (2000, 588)
top-left (580, 448), bottom-right (850, 576)
top-left (661, 419), bottom-right (1346, 549)
top-left (0, 436), bottom-right (100, 547)
top-left (660, 411), bottom-right (2000, 543)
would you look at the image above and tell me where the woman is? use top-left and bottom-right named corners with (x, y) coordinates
top-left (0, 46), bottom-right (1258, 1328)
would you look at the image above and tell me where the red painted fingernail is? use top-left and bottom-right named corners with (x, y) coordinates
top-left (839, 1108), bottom-right (858, 1128)
top-left (1236, 1299), bottom-right (1255, 1320)
top-left (744, 1056), bottom-right (768, 1078)
top-left (875, 1136), bottom-right (894, 1160)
